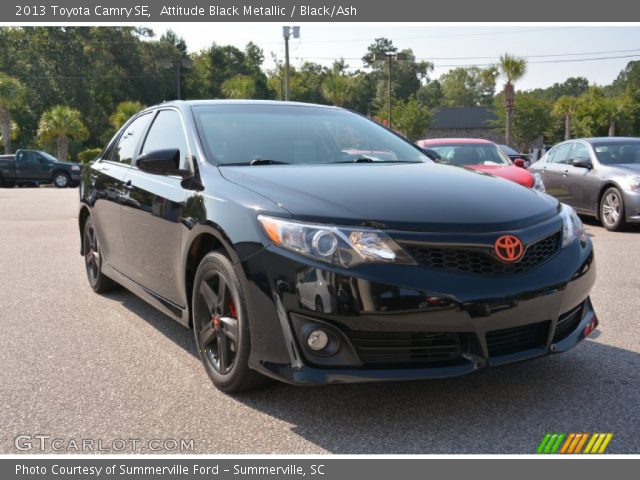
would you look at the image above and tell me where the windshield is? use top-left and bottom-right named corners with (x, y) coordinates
top-left (593, 140), bottom-right (640, 165)
top-left (192, 104), bottom-right (429, 165)
top-left (500, 144), bottom-right (519, 156)
top-left (429, 143), bottom-right (511, 166)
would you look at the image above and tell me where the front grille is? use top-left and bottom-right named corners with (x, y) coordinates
top-left (346, 331), bottom-right (465, 367)
top-left (486, 321), bottom-right (550, 357)
top-left (404, 231), bottom-right (561, 276)
top-left (553, 304), bottom-right (584, 342)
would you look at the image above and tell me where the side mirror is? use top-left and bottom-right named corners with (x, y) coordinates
top-left (513, 158), bottom-right (527, 168)
top-left (572, 157), bottom-right (592, 169)
top-left (136, 149), bottom-right (190, 178)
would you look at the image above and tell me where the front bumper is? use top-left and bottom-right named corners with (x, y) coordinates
top-left (239, 229), bottom-right (596, 386)
top-left (623, 189), bottom-right (640, 223)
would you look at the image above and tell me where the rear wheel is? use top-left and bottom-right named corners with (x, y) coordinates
top-left (53, 172), bottom-right (70, 188)
top-left (83, 216), bottom-right (116, 293)
top-left (192, 251), bottom-right (267, 393)
top-left (600, 187), bottom-right (626, 231)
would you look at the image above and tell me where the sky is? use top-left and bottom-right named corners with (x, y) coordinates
top-left (149, 24), bottom-right (640, 90)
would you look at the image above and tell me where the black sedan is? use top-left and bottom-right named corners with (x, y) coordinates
top-left (79, 101), bottom-right (597, 392)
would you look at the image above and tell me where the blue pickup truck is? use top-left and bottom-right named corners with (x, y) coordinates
top-left (0, 149), bottom-right (82, 188)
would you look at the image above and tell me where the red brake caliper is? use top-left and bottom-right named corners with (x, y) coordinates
top-left (229, 302), bottom-right (237, 319)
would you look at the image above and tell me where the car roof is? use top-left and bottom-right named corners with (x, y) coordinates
top-left (141, 99), bottom-right (341, 113)
top-left (419, 138), bottom-right (495, 145)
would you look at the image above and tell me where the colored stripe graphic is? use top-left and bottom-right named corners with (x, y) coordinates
top-left (538, 433), bottom-right (613, 454)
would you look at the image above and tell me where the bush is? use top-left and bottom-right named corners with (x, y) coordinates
top-left (77, 147), bottom-right (102, 164)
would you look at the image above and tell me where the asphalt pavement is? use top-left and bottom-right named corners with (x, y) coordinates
top-left (1, 187), bottom-right (639, 454)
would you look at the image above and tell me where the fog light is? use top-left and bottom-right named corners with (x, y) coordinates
top-left (307, 329), bottom-right (329, 351)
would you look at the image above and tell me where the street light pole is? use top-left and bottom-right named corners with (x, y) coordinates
top-left (374, 51), bottom-right (407, 129)
top-left (282, 26), bottom-right (300, 101)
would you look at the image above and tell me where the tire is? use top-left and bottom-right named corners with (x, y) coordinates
top-left (192, 251), bottom-right (267, 393)
top-left (600, 187), bottom-right (627, 231)
top-left (83, 216), bottom-right (116, 293)
top-left (315, 296), bottom-right (324, 313)
top-left (53, 171), bottom-right (70, 188)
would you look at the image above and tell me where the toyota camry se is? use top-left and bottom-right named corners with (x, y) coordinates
top-left (79, 101), bottom-right (597, 392)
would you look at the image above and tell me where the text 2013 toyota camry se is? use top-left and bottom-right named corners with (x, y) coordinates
top-left (78, 100), bottom-right (597, 392)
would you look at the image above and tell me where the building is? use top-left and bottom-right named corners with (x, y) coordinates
top-left (423, 106), bottom-right (503, 143)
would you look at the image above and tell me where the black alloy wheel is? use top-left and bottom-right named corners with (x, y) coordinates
top-left (192, 251), bottom-right (266, 392)
top-left (83, 217), bottom-right (115, 293)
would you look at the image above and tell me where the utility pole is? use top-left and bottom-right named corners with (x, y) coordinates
top-left (374, 51), bottom-right (408, 129)
top-left (160, 57), bottom-right (193, 100)
top-left (282, 26), bottom-right (300, 101)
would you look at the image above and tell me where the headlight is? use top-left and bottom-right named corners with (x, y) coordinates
top-left (559, 203), bottom-right (585, 248)
top-left (532, 172), bottom-right (545, 192)
top-left (70, 165), bottom-right (81, 172)
top-left (257, 215), bottom-right (416, 268)
top-left (626, 175), bottom-right (640, 191)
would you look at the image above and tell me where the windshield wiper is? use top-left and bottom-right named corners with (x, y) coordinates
top-left (250, 159), bottom-right (289, 165)
top-left (219, 159), bottom-right (290, 166)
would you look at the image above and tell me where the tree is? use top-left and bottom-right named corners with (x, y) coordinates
top-left (553, 96), bottom-right (580, 140)
top-left (497, 53), bottom-right (527, 146)
top-left (37, 105), bottom-right (89, 161)
top-left (321, 61), bottom-right (359, 107)
top-left (0, 73), bottom-right (25, 154)
top-left (389, 97), bottom-right (431, 140)
top-left (0, 120), bottom-right (19, 150)
top-left (440, 67), bottom-right (496, 107)
top-left (221, 75), bottom-right (256, 99)
top-left (109, 101), bottom-right (145, 131)
top-left (493, 92), bottom-right (551, 152)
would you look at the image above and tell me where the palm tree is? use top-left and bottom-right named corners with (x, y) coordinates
top-left (221, 75), bottom-right (256, 99)
top-left (37, 105), bottom-right (89, 161)
top-left (601, 97), bottom-right (629, 136)
top-left (497, 53), bottom-right (527, 147)
top-left (0, 73), bottom-right (25, 154)
top-left (109, 101), bottom-right (145, 131)
top-left (553, 96), bottom-right (579, 140)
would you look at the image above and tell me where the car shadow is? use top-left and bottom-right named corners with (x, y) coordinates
top-left (102, 289), bottom-right (640, 454)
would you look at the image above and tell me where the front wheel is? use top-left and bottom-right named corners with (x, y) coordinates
top-left (192, 251), bottom-right (267, 393)
top-left (600, 187), bottom-right (626, 231)
top-left (53, 172), bottom-right (70, 188)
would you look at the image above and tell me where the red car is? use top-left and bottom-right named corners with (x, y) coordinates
top-left (417, 138), bottom-right (544, 191)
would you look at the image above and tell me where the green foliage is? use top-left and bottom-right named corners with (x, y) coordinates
top-left (388, 97), bottom-right (431, 140)
top-left (498, 53), bottom-right (527, 87)
top-left (37, 105), bottom-right (89, 160)
top-left (77, 147), bottom-right (103, 164)
top-left (440, 67), bottom-right (496, 107)
top-left (109, 101), bottom-right (145, 130)
top-left (221, 75), bottom-right (256, 99)
top-left (493, 92), bottom-right (551, 151)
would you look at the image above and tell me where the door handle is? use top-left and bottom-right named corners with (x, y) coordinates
top-left (123, 180), bottom-right (133, 190)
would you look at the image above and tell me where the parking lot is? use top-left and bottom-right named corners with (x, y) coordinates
top-left (0, 187), bottom-right (639, 454)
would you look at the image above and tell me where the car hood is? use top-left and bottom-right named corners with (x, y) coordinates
top-left (465, 164), bottom-right (534, 187)
top-left (610, 163), bottom-right (640, 174)
top-left (219, 163), bottom-right (559, 232)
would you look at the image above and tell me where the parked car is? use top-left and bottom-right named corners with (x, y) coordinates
top-left (499, 144), bottom-right (531, 167)
top-left (0, 149), bottom-right (82, 188)
top-left (79, 100), bottom-right (596, 392)
top-left (528, 137), bottom-right (640, 231)
top-left (416, 138), bottom-right (544, 191)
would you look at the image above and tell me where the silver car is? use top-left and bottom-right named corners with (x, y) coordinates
top-left (529, 137), bottom-right (640, 231)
